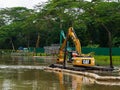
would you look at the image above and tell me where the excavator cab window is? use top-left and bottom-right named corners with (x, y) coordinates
top-left (68, 51), bottom-right (79, 62)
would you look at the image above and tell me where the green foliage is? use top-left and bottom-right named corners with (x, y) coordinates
top-left (0, 1), bottom-right (120, 49)
top-left (87, 44), bottom-right (99, 48)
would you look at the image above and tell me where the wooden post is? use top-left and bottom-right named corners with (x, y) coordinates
top-left (108, 31), bottom-right (113, 68)
top-left (101, 23), bottom-right (113, 68)
top-left (63, 41), bottom-right (67, 69)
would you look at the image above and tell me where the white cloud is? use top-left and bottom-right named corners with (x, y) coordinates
top-left (0, 0), bottom-right (48, 9)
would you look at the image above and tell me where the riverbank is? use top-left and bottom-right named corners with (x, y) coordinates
top-left (1, 51), bottom-right (120, 66)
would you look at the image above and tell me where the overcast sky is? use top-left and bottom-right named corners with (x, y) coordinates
top-left (0, 0), bottom-right (48, 9)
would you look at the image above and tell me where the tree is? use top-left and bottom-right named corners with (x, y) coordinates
top-left (0, 1), bottom-right (120, 49)
top-left (0, 7), bottom-right (36, 49)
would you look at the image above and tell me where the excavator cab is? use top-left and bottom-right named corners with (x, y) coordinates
top-left (68, 51), bottom-right (79, 62)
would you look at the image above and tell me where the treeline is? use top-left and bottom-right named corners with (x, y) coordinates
top-left (0, 0), bottom-right (120, 49)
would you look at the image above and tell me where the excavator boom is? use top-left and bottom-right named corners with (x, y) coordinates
top-left (67, 27), bottom-right (81, 55)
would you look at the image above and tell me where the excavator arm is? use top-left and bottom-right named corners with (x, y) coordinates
top-left (57, 27), bottom-right (95, 66)
top-left (57, 27), bottom-right (81, 63)
top-left (67, 27), bottom-right (81, 55)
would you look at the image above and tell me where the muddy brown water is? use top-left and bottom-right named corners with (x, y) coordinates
top-left (0, 55), bottom-right (120, 90)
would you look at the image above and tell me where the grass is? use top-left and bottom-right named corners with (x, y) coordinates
top-left (95, 55), bottom-right (120, 66)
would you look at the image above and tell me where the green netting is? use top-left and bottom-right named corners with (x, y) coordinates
top-left (29, 47), bottom-right (44, 53)
top-left (82, 48), bottom-right (120, 55)
top-left (29, 47), bottom-right (120, 55)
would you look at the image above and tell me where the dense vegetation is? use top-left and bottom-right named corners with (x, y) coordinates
top-left (0, 0), bottom-right (120, 50)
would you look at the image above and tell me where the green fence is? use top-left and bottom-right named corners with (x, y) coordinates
top-left (66, 47), bottom-right (120, 55)
top-left (29, 47), bottom-right (44, 53)
top-left (82, 47), bottom-right (120, 56)
top-left (29, 47), bottom-right (120, 56)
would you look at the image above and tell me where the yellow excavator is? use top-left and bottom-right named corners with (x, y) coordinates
top-left (56, 27), bottom-right (95, 66)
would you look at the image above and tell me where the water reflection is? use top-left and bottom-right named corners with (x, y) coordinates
top-left (55, 71), bottom-right (120, 90)
top-left (0, 55), bottom-right (120, 90)
top-left (55, 72), bottom-right (95, 90)
top-left (0, 69), bottom-right (59, 90)
top-left (0, 55), bottom-right (56, 65)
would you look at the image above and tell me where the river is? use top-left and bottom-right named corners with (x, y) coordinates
top-left (0, 55), bottom-right (120, 90)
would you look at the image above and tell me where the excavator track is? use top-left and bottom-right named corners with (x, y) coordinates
top-left (49, 64), bottom-right (114, 71)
